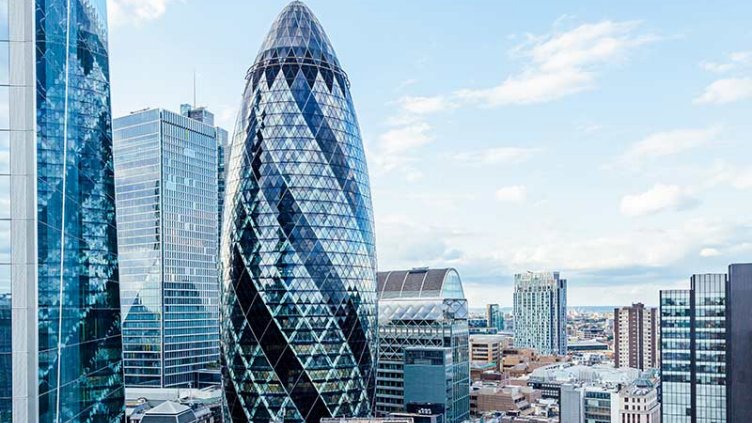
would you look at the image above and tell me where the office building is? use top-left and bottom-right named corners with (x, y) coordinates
top-left (114, 107), bottom-right (224, 388)
top-left (659, 264), bottom-right (752, 423)
top-left (376, 268), bottom-right (470, 423)
top-left (614, 303), bottom-right (659, 370)
top-left (0, 0), bottom-right (125, 421)
top-left (513, 272), bottom-right (567, 355)
top-left (179, 104), bottom-right (229, 246)
top-left (487, 304), bottom-right (504, 332)
top-left (470, 335), bottom-right (509, 369)
top-left (727, 264), bottom-right (752, 422)
top-left (403, 348), bottom-right (453, 410)
top-left (221, 2), bottom-right (378, 421)
top-left (660, 273), bottom-right (726, 423)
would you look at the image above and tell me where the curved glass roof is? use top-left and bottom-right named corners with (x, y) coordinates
top-left (254, 1), bottom-right (341, 69)
top-left (377, 268), bottom-right (465, 300)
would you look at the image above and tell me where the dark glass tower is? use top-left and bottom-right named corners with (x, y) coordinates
top-left (221, 2), bottom-right (378, 422)
top-left (0, 0), bottom-right (124, 421)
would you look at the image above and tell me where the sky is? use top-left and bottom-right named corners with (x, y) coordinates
top-left (107, 0), bottom-right (752, 308)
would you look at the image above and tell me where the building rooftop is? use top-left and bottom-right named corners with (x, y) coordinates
top-left (377, 268), bottom-right (465, 300)
top-left (529, 364), bottom-right (640, 386)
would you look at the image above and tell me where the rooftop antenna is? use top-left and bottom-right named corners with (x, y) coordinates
top-left (193, 70), bottom-right (197, 109)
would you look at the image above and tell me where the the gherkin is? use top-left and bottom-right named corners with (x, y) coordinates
top-left (220, 2), bottom-right (378, 422)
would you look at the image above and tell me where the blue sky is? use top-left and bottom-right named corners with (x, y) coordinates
top-left (108, 0), bottom-right (752, 307)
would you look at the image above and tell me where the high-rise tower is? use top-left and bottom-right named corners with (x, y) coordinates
top-left (221, 2), bottom-right (378, 422)
top-left (113, 106), bottom-right (225, 388)
top-left (0, 0), bottom-right (124, 421)
top-left (513, 271), bottom-right (567, 355)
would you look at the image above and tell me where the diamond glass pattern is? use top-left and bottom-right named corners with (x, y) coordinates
top-left (35, 0), bottom-right (124, 421)
top-left (220, 2), bottom-right (378, 422)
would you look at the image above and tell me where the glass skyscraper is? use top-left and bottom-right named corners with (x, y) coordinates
top-left (660, 273), bottom-right (726, 423)
top-left (660, 264), bottom-right (752, 423)
top-left (0, 0), bottom-right (124, 421)
top-left (113, 107), bottom-right (226, 388)
top-left (513, 271), bottom-right (567, 355)
top-left (376, 268), bottom-right (470, 423)
top-left (486, 303), bottom-right (504, 332)
top-left (221, 2), bottom-right (378, 422)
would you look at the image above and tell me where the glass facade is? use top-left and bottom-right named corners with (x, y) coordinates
top-left (513, 271), bottom-right (567, 355)
top-left (727, 263), bottom-right (752, 423)
top-left (0, 0), bottom-right (125, 421)
top-left (114, 108), bottom-right (223, 388)
top-left (221, 2), bottom-right (378, 422)
top-left (660, 274), bottom-right (727, 423)
top-left (0, 2), bottom-right (11, 419)
top-left (376, 268), bottom-right (470, 423)
top-left (486, 303), bottom-right (503, 332)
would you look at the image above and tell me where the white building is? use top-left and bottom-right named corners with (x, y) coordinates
top-left (513, 272), bottom-right (567, 355)
top-left (619, 378), bottom-right (661, 423)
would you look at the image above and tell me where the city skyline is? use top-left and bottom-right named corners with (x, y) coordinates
top-left (2, 0), bottom-right (751, 422)
top-left (107, 1), bottom-right (752, 308)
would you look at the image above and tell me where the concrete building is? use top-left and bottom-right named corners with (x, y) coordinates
top-left (513, 272), bottom-right (567, 355)
top-left (528, 363), bottom-right (641, 403)
top-left (558, 384), bottom-right (582, 423)
top-left (470, 335), bottom-right (510, 369)
top-left (614, 303), bottom-right (659, 370)
top-left (377, 268), bottom-right (470, 423)
top-left (470, 383), bottom-right (540, 417)
top-left (618, 378), bottom-right (661, 423)
top-left (553, 367), bottom-right (659, 423)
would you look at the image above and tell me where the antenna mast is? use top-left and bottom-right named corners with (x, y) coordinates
top-left (193, 70), bottom-right (197, 108)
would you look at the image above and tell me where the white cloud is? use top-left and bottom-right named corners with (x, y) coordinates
top-left (495, 185), bottom-right (527, 204)
top-left (375, 214), bottom-right (466, 270)
top-left (395, 96), bottom-right (454, 115)
top-left (699, 51), bottom-right (752, 74)
top-left (455, 20), bottom-right (656, 106)
top-left (707, 161), bottom-right (752, 190)
top-left (621, 127), bottom-right (720, 164)
top-left (497, 217), bottom-right (745, 271)
top-left (109, 0), bottom-right (181, 27)
top-left (620, 184), bottom-right (698, 217)
top-left (694, 77), bottom-right (752, 105)
top-left (700, 248), bottom-right (721, 257)
top-left (453, 147), bottom-right (541, 165)
top-left (370, 122), bottom-right (433, 177)
top-left (379, 123), bottom-right (432, 156)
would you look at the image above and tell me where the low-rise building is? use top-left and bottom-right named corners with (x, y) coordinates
top-left (618, 377), bottom-right (661, 423)
top-left (321, 419), bottom-right (413, 423)
top-left (472, 361), bottom-right (504, 382)
top-left (470, 382), bottom-right (541, 417)
top-left (471, 335), bottom-right (511, 369)
top-left (551, 367), bottom-right (660, 423)
top-left (124, 386), bottom-right (223, 423)
top-left (126, 401), bottom-right (215, 423)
